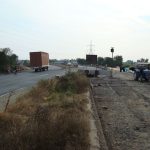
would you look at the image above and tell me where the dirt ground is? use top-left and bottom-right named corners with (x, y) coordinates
top-left (90, 71), bottom-right (150, 150)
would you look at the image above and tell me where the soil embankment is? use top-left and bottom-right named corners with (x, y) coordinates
top-left (90, 71), bottom-right (150, 150)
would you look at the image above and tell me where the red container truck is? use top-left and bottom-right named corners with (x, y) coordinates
top-left (30, 52), bottom-right (49, 72)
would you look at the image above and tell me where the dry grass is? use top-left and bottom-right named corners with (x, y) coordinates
top-left (0, 72), bottom-right (90, 150)
top-left (55, 72), bottom-right (89, 94)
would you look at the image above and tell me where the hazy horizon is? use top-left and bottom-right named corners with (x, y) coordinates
top-left (0, 0), bottom-right (150, 61)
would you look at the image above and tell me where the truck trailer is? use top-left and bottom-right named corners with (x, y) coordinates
top-left (30, 52), bottom-right (49, 72)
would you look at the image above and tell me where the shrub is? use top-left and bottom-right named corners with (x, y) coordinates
top-left (1, 72), bottom-right (90, 150)
top-left (18, 105), bottom-right (90, 150)
top-left (55, 72), bottom-right (89, 94)
top-left (0, 113), bottom-right (23, 150)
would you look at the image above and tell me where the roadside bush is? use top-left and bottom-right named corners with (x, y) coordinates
top-left (55, 72), bottom-right (89, 94)
top-left (1, 72), bottom-right (90, 150)
top-left (0, 113), bottom-right (23, 150)
top-left (7, 98), bottom-right (38, 116)
top-left (18, 105), bottom-right (90, 150)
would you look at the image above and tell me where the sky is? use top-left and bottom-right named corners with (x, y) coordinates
top-left (0, 0), bottom-right (150, 61)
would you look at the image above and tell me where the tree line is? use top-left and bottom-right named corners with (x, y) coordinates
top-left (77, 55), bottom-right (123, 67)
top-left (0, 48), bottom-right (18, 73)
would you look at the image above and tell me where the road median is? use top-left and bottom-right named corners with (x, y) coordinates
top-left (0, 72), bottom-right (91, 150)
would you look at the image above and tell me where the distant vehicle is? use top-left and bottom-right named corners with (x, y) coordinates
top-left (30, 52), bottom-right (49, 72)
top-left (86, 54), bottom-right (97, 65)
top-left (71, 61), bottom-right (78, 67)
top-left (131, 62), bottom-right (150, 81)
top-left (67, 62), bottom-right (72, 66)
top-left (78, 66), bottom-right (99, 77)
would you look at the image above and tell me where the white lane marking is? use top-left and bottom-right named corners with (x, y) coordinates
top-left (39, 74), bottom-right (49, 77)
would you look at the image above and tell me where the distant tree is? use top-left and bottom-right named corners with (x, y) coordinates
top-left (0, 48), bottom-right (18, 72)
top-left (126, 60), bottom-right (134, 64)
top-left (23, 60), bottom-right (30, 67)
top-left (114, 55), bottom-right (123, 67)
top-left (1, 48), bottom-right (12, 56)
top-left (97, 57), bottom-right (104, 65)
top-left (123, 60), bottom-right (134, 67)
top-left (137, 58), bottom-right (149, 63)
top-left (77, 58), bottom-right (86, 65)
top-left (104, 57), bottom-right (113, 67)
top-left (9, 54), bottom-right (18, 66)
top-left (49, 59), bottom-right (57, 64)
top-left (0, 48), bottom-right (10, 72)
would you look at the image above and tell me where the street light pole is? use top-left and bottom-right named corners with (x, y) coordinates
top-left (110, 47), bottom-right (114, 77)
top-left (111, 47), bottom-right (114, 59)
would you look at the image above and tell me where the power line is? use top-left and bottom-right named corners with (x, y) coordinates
top-left (88, 41), bottom-right (94, 54)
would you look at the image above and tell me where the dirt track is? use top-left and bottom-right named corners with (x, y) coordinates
top-left (91, 71), bottom-right (150, 150)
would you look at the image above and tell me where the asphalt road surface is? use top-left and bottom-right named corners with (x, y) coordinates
top-left (0, 65), bottom-right (110, 96)
top-left (0, 65), bottom-right (68, 96)
top-left (0, 65), bottom-right (112, 112)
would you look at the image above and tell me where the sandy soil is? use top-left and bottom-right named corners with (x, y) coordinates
top-left (90, 71), bottom-right (150, 150)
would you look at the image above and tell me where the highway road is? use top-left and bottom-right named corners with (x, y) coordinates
top-left (0, 65), bottom-right (112, 96)
top-left (0, 65), bottom-right (109, 96)
top-left (0, 65), bottom-right (109, 111)
top-left (0, 65), bottom-right (68, 96)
